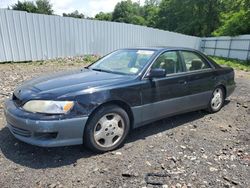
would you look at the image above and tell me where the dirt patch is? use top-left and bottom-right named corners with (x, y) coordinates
top-left (0, 61), bottom-right (249, 188)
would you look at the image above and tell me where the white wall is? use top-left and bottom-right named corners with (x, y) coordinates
top-left (0, 9), bottom-right (201, 62)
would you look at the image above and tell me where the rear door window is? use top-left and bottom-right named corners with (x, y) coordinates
top-left (181, 51), bottom-right (210, 72)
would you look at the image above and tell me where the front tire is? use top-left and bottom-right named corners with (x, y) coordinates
top-left (83, 105), bottom-right (130, 153)
top-left (207, 86), bottom-right (225, 113)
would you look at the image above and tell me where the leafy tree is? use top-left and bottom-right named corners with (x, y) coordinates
top-left (12, 0), bottom-right (53, 15)
top-left (95, 12), bottom-right (112, 21)
top-left (63, 10), bottom-right (85, 19)
top-left (156, 0), bottom-right (222, 37)
top-left (12, 1), bottom-right (37, 13)
top-left (213, 10), bottom-right (250, 36)
top-left (112, 0), bottom-right (146, 25)
top-left (130, 15), bottom-right (146, 25)
top-left (36, 0), bottom-right (53, 15)
top-left (213, 0), bottom-right (250, 36)
top-left (143, 0), bottom-right (160, 27)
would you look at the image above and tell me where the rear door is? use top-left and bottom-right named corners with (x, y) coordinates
top-left (180, 50), bottom-right (216, 109)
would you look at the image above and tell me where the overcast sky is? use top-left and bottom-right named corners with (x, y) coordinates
top-left (0, 0), bottom-right (145, 17)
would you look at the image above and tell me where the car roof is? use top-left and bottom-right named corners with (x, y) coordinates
top-left (121, 47), bottom-right (199, 52)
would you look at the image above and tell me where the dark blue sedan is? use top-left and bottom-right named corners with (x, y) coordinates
top-left (4, 48), bottom-right (235, 152)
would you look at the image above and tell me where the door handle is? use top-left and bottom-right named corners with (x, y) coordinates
top-left (178, 80), bottom-right (187, 85)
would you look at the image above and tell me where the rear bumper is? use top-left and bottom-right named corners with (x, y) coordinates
top-left (4, 99), bottom-right (88, 147)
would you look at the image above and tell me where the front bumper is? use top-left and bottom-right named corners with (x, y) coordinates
top-left (4, 99), bottom-right (88, 147)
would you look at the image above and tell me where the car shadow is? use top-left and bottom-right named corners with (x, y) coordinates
top-left (0, 100), bottom-right (230, 169)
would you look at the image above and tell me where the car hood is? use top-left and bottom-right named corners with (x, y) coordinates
top-left (14, 68), bottom-right (134, 101)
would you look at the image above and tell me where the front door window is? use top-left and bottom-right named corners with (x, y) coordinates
top-left (152, 51), bottom-right (183, 75)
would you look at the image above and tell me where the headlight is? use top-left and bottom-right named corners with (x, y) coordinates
top-left (23, 100), bottom-right (74, 114)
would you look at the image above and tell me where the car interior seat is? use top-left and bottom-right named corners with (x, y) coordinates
top-left (189, 59), bottom-right (203, 71)
top-left (161, 59), bottom-right (176, 74)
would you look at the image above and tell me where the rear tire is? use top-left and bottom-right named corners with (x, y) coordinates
top-left (207, 86), bottom-right (225, 113)
top-left (83, 105), bottom-right (130, 153)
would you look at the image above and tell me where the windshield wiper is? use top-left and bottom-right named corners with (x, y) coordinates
top-left (91, 68), bottom-right (130, 75)
top-left (91, 68), bottom-right (114, 74)
top-left (91, 68), bottom-right (103, 72)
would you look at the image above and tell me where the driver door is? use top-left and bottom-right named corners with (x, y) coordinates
top-left (140, 51), bottom-right (190, 124)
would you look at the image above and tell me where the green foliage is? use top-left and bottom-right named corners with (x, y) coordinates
top-left (156, 0), bottom-right (222, 37)
top-left (36, 0), bottom-right (53, 15)
top-left (93, 0), bottom-right (249, 37)
top-left (211, 56), bottom-right (250, 71)
top-left (213, 10), bottom-right (250, 36)
top-left (213, 0), bottom-right (250, 36)
top-left (12, 1), bottom-right (37, 13)
top-left (63, 10), bottom-right (85, 19)
top-left (83, 55), bottom-right (100, 64)
top-left (112, 0), bottom-right (146, 25)
top-left (95, 12), bottom-right (112, 21)
top-left (143, 0), bottom-right (160, 27)
top-left (12, 0), bottom-right (53, 15)
top-left (130, 15), bottom-right (146, 25)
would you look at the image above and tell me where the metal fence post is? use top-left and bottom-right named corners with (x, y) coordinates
top-left (247, 40), bottom-right (250, 61)
top-left (203, 40), bottom-right (206, 52)
top-left (213, 39), bottom-right (218, 56)
top-left (227, 38), bottom-right (232, 58)
top-left (200, 39), bottom-right (206, 52)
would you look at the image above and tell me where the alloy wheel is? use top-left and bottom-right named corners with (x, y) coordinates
top-left (211, 88), bottom-right (223, 111)
top-left (93, 113), bottom-right (125, 148)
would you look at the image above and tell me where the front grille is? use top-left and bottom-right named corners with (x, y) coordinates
top-left (10, 124), bottom-right (31, 137)
top-left (12, 94), bottom-right (23, 107)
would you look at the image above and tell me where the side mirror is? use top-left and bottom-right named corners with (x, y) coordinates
top-left (147, 68), bottom-right (166, 79)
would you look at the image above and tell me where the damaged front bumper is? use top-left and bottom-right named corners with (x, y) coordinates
top-left (4, 99), bottom-right (88, 147)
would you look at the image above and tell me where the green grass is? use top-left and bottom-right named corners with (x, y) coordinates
top-left (210, 56), bottom-right (250, 71)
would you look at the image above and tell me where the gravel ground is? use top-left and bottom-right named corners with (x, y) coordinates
top-left (0, 60), bottom-right (249, 188)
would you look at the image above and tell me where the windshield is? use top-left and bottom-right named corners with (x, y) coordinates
top-left (89, 49), bottom-right (156, 75)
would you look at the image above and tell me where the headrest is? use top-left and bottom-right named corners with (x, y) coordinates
top-left (190, 59), bottom-right (202, 70)
top-left (165, 58), bottom-right (175, 65)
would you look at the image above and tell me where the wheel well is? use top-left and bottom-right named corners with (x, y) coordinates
top-left (217, 84), bottom-right (227, 98)
top-left (86, 100), bottom-right (134, 129)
